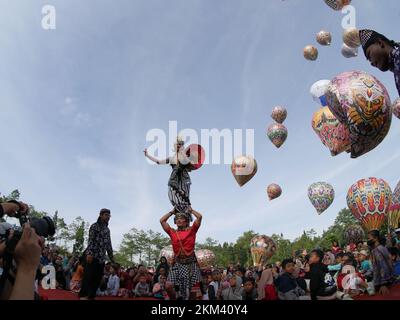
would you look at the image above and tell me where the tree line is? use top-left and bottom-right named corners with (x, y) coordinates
top-left (1, 189), bottom-right (385, 268)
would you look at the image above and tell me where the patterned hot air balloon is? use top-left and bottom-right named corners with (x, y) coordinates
top-left (231, 155), bottom-right (257, 187)
top-left (392, 98), bottom-right (400, 119)
top-left (310, 80), bottom-right (331, 106)
top-left (325, 71), bottom-right (392, 158)
top-left (308, 182), bottom-right (335, 215)
top-left (250, 235), bottom-right (277, 267)
top-left (341, 43), bottom-right (358, 58)
top-left (343, 28), bottom-right (361, 48)
top-left (347, 178), bottom-right (392, 231)
top-left (195, 249), bottom-right (216, 269)
top-left (159, 245), bottom-right (175, 266)
top-left (324, 0), bottom-right (352, 11)
top-left (343, 225), bottom-right (365, 245)
top-left (304, 45), bottom-right (318, 61)
top-left (267, 184), bottom-right (282, 201)
top-left (267, 123), bottom-right (288, 148)
top-left (311, 106), bottom-right (351, 156)
top-left (316, 30), bottom-right (332, 46)
top-left (388, 180), bottom-right (400, 229)
top-left (271, 106), bottom-right (287, 124)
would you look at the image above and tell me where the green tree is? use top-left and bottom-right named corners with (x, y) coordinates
top-left (233, 231), bottom-right (257, 267)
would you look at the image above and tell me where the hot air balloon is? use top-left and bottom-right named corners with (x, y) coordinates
top-left (311, 106), bottom-right (350, 156)
top-left (393, 181), bottom-right (400, 205)
top-left (267, 123), bottom-right (288, 148)
top-left (303, 45), bottom-right (318, 61)
top-left (343, 27), bottom-right (361, 48)
top-left (324, 0), bottom-right (351, 11)
top-left (344, 225), bottom-right (365, 245)
top-left (316, 30), bottom-right (332, 46)
top-left (392, 98), bottom-right (400, 119)
top-left (267, 184), bottom-right (282, 201)
top-left (250, 235), bottom-right (277, 267)
top-left (310, 80), bottom-right (331, 106)
top-left (308, 182), bottom-right (335, 215)
top-left (341, 43), bottom-right (358, 58)
top-left (347, 177), bottom-right (392, 231)
top-left (195, 249), bottom-right (216, 269)
top-left (271, 106), bottom-right (287, 124)
top-left (325, 71), bottom-right (392, 158)
top-left (388, 180), bottom-right (400, 229)
top-left (159, 245), bottom-right (175, 266)
top-left (231, 155), bottom-right (257, 187)
top-left (185, 144), bottom-right (205, 170)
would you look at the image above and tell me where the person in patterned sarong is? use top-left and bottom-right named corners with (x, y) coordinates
top-left (160, 208), bottom-right (202, 300)
top-left (145, 136), bottom-right (193, 220)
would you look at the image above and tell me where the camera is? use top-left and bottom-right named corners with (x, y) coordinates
top-left (0, 210), bottom-right (56, 254)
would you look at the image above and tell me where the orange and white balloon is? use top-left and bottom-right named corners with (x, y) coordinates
top-left (231, 155), bottom-right (258, 187)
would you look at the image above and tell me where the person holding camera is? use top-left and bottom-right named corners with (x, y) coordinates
top-left (0, 200), bottom-right (43, 300)
top-left (79, 208), bottom-right (114, 300)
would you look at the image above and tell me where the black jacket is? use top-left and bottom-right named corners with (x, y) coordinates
top-left (309, 263), bottom-right (329, 300)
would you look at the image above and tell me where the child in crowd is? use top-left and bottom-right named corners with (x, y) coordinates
top-left (275, 259), bottom-right (308, 300)
top-left (241, 277), bottom-right (258, 300)
top-left (134, 275), bottom-right (152, 297)
top-left (153, 274), bottom-right (168, 299)
top-left (106, 266), bottom-right (120, 296)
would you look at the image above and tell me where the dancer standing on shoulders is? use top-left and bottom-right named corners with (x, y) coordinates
top-left (145, 136), bottom-right (193, 220)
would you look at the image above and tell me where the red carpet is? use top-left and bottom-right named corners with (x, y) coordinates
top-left (38, 287), bottom-right (156, 300)
top-left (354, 284), bottom-right (400, 300)
top-left (39, 285), bottom-right (400, 301)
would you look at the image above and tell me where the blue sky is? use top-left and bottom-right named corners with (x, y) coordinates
top-left (1, 0), bottom-right (399, 249)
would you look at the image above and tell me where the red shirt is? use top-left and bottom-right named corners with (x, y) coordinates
top-left (167, 223), bottom-right (199, 257)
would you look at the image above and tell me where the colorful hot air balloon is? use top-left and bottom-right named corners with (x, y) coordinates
top-left (310, 80), bottom-right (331, 106)
top-left (311, 106), bottom-right (350, 156)
top-left (271, 106), bottom-right (287, 124)
top-left (195, 249), bottom-right (216, 269)
top-left (341, 43), bottom-right (358, 58)
top-left (324, 0), bottom-right (352, 11)
top-left (250, 235), bottom-right (277, 267)
top-left (267, 184), bottom-right (282, 201)
top-left (347, 177), bottom-right (392, 231)
top-left (343, 28), bottom-right (361, 48)
top-left (393, 181), bottom-right (400, 205)
top-left (316, 30), bottom-right (332, 46)
top-left (392, 98), bottom-right (400, 119)
top-left (325, 71), bottom-right (392, 158)
top-left (343, 225), bottom-right (365, 245)
top-left (231, 155), bottom-right (257, 187)
top-left (308, 182), bottom-right (335, 215)
top-left (388, 180), bottom-right (400, 229)
top-left (185, 144), bottom-right (205, 170)
top-left (267, 123), bottom-right (288, 148)
top-left (304, 45), bottom-right (318, 61)
top-left (159, 245), bottom-right (175, 266)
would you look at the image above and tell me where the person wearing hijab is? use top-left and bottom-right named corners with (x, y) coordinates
top-left (221, 275), bottom-right (243, 300)
top-left (257, 268), bottom-right (277, 300)
top-left (359, 29), bottom-right (400, 96)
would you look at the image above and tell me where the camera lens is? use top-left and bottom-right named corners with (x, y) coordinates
top-left (29, 216), bottom-right (56, 238)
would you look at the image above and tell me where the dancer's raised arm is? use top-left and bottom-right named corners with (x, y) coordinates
top-left (191, 209), bottom-right (202, 228)
top-left (144, 149), bottom-right (169, 165)
top-left (160, 209), bottom-right (175, 233)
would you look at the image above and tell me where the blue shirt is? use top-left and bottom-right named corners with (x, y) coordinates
top-left (360, 260), bottom-right (372, 272)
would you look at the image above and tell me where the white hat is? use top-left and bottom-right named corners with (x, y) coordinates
top-left (395, 228), bottom-right (400, 233)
